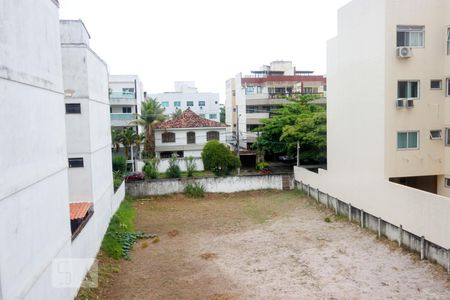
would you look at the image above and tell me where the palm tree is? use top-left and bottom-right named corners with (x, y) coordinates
top-left (171, 108), bottom-right (183, 119)
top-left (130, 98), bottom-right (166, 155)
top-left (120, 127), bottom-right (138, 159)
top-left (111, 129), bottom-right (122, 153)
top-left (134, 132), bottom-right (146, 159)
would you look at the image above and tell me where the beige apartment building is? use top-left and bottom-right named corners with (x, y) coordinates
top-left (225, 61), bottom-right (326, 149)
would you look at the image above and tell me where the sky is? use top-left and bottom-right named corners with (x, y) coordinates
top-left (59, 0), bottom-right (351, 102)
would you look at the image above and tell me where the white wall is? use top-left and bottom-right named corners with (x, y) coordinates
top-left (0, 1), bottom-right (73, 299)
top-left (149, 92), bottom-right (220, 121)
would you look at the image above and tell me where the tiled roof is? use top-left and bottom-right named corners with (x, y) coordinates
top-left (155, 108), bottom-right (226, 129)
top-left (69, 202), bottom-right (92, 220)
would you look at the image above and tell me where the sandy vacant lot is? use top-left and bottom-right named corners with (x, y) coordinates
top-left (93, 191), bottom-right (450, 300)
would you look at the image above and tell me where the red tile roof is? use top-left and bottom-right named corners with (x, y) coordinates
top-left (155, 108), bottom-right (226, 129)
top-left (69, 202), bottom-right (92, 220)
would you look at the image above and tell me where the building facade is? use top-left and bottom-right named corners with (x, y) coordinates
top-left (154, 108), bottom-right (226, 160)
top-left (295, 0), bottom-right (450, 261)
top-left (225, 61), bottom-right (327, 149)
top-left (149, 81), bottom-right (220, 122)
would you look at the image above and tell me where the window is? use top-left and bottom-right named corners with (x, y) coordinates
top-left (199, 101), bottom-right (205, 106)
top-left (398, 81), bottom-right (419, 99)
top-left (447, 28), bottom-right (450, 55)
top-left (445, 128), bottom-right (450, 145)
top-left (397, 25), bottom-right (425, 47)
top-left (68, 158), bottom-right (84, 168)
top-left (447, 79), bottom-right (450, 96)
top-left (207, 131), bottom-right (220, 141)
top-left (174, 101), bottom-right (181, 107)
top-left (430, 80), bottom-right (442, 90)
top-left (187, 101), bottom-right (194, 107)
top-left (430, 130), bottom-right (442, 140)
top-left (445, 178), bottom-right (450, 188)
top-left (161, 101), bottom-right (169, 108)
top-left (65, 103), bottom-right (81, 114)
top-left (232, 90), bottom-right (236, 96)
top-left (397, 131), bottom-right (419, 149)
top-left (187, 132), bottom-right (196, 144)
top-left (209, 114), bottom-right (217, 119)
top-left (122, 106), bottom-right (132, 113)
top-left (162, 132), bottom-right (175, 143)
top-left (304, 87), bottom-right (319, 94)
top-left (245, 86), bottom-right (255, 95)
top-left (160, 151), bottom-right (172, 159)
top-left (199, 114), bottom-right (205, 118)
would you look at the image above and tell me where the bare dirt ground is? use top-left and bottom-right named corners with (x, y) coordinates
top-left (94, 190), bottom-right (450, 300)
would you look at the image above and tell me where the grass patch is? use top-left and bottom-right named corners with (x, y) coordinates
top-left (101, 196), bottom-right (153, 260)
top-left (243, 205), bottom-right (274, 224)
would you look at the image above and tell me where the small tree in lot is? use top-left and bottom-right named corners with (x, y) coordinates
top-left (184, 156), bottom-right (197, 177)
top-left (165, 155), bottom-right (181, 178)
top-left (201, 140), bottom-right (241, 176)
top-left (143, 158), bottom-right (160, 179)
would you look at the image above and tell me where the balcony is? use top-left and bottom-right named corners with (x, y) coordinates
top-left (110, 92), bottom-right (136, 99)
top-left (110, 113), bottom-right (137, 127)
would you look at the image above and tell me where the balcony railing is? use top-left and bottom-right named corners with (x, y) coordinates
top-left (109, 92), bottom-right (136, 99)
top-left (110, 113), bottom-right (137, 121)
top-left (268, 92), bottom-right (324, 99)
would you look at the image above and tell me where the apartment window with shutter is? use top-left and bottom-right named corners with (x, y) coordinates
top-left (174, 101), bottom-right (181, 107)
top-left (397, 25), bottom-right (425, 47)
top-left (397, 131), bottom-right (419, 150)
top-left (199, 101), bottom-right (206, 107)
top-left (68, 158), bottom-right (84, 168)
top-left (207, 131), bottom-right (220, 141)
top-left (162, 132), bottom-right (175, 143)
top-left (187, 132), bottom-right (196, 144)
top-left (187, 101), bottom-right (194, 107)
top-left (65, 103), bottom-right (81, 114)
top-left (398, 81), bottom-right (419, 99)
top-left (122, 107), bottom-right (132, 113)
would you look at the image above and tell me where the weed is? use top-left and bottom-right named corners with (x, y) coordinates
top-left (184, 183), bottom-right (205, 198)
top-left (324, 217), bottom-right (331, 223)
top-left (141, 242), bottom-right (149, 249)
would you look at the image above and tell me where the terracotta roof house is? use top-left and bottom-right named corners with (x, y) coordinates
top-left (154, 108), bottom-right (227, 159)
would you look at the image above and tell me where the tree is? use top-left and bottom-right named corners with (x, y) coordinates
top-left (111, 129), bottom-right (122, 153)
top-left (171, 108), bottom-right (183, 119)
top-left (120, 127), bottom-right (138, 159)
top-left (220, 106), bottom-right (225, 123)
top-left (202, 140), bottom-right (241, 176)
top-left (134, 132), bottom-right (146, 159)
top-left (129, 98), bottom-right (166, 156)
top-left (254, 94), bottom-right (326, 164)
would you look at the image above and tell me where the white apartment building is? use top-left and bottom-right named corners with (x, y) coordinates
top-left (149, 81), bottom-right (220, 121)
top-left (0, 1), bottom-right (73, 299)
top-left (226, 61), bottom-right (327, 149)
top-left (295, 0), bottom-right (450, 262)
top-left (109, 74), bottom-right (144, 134)
top-left (60, 18), bottom-right (115, 268)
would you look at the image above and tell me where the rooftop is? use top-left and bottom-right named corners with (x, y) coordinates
top-left (69, 202), bottom-right (92, 220)
top-left (155, 108), bottom-right (226, 130)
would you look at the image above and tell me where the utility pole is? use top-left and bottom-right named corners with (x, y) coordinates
top-left (297, 141), bottom-right (300, 167)
top-left (236, 105), bottom-right (240, 175)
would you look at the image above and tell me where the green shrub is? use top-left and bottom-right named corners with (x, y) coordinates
top-left (112, 155), bottom-right (127, 174)
top-left (165, 155), bottom-right (181, 178)
top-left (113, 171), bottom-right (123, 191)
top-left (201, 140), bottom-right (241, 176)
top-left (184, 156), bottom-right (197, 177)
top-left (143, 158), bottom-right (160, 179)
top-left (184, 183), bottom-right (205, 198)
top-left (256, 162), bottom-right (270, 171)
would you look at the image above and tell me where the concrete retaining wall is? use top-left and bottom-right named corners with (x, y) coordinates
top-left (126, 175), bottom-right (294, 196)
top-left (296, 180), bottom-right (450, 273)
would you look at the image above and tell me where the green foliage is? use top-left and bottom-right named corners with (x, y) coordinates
top-left (143, 158), bottom-right (160, 179)
top-left (101, 197), bottom-right (137, 260)
top-left (254, 94), bottom-right (327, 164)
top-left (113, 171), bottom-right (123, 191)
top-left (165, 155), bottom-right (181, 178)
top-left (220, 106), bottom-right (225, 123)
top-left (112, 156), bottom-right (127, 174)
top-left (119, 127), bottom-right (138, 159)
top-left (184, 156), bottom-right (197, 177)
top-left (256, 162), bottom-right (270, 171)
top-left (201, 140), bottom-right (241, 176)
top-left (171, 108), bottom-right (183, 119)
top-left (184, 183), bottom-right (205, 198)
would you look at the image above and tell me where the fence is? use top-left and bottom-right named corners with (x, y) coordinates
top-left (136, 158), bottom-right (204, 173)
top-left (126, 174), bottom-right (294, 196)
top-left (296, 180), bottom-right (450, 274)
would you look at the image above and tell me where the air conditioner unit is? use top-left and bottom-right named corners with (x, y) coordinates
top-left (406, 99), bottom-right (414, 108)
top-left (397, 47), bottom-right (413, 58)
top-left (396, 99), bottom-right (405, 108)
